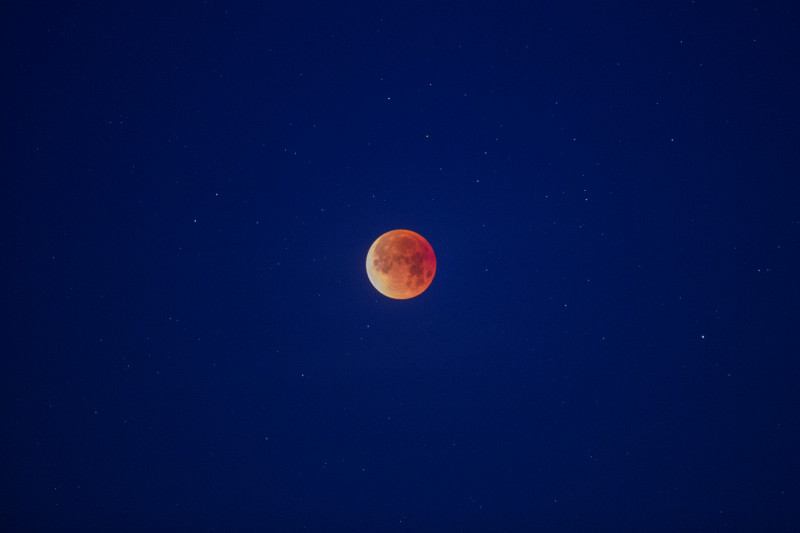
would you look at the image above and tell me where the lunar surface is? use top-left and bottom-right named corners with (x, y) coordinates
top-left (366, 229), bottom-right (436, 299)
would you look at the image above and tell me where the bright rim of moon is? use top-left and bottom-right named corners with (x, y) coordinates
top-left (366, 229), bottom-right (436, 299)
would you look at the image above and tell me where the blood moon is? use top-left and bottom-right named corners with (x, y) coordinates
top-left (366, 229), bottom-right (436, 299)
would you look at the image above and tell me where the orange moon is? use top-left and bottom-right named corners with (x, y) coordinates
top-left (366, 229), bottom-right (436, 299)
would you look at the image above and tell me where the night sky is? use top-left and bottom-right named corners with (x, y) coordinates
top-left (3, 1), bottom-right (800, 531)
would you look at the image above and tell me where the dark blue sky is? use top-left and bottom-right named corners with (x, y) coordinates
top-left (3, 1), bottom-right (799, 530)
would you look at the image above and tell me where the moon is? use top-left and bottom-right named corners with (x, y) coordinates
top-left (366, 229), bottom-right (436, 299)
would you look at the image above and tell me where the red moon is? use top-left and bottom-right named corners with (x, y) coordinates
top-left (366, 229), bottom-right (436, 299)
